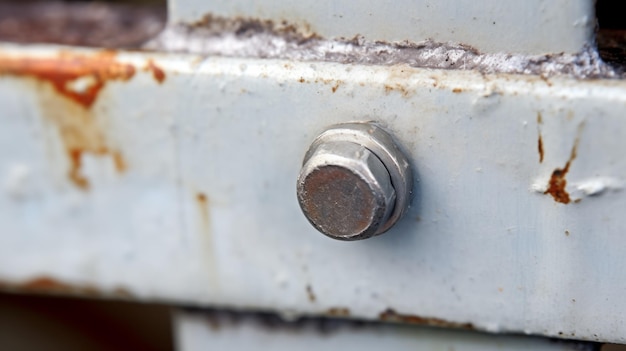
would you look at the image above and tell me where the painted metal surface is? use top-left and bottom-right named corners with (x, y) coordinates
top-left (174, 309), bottom-right (597, 351)
top-left (1, 44), bottom-right (626, 343)
top-left (168, 0), bottom-right (595, 55)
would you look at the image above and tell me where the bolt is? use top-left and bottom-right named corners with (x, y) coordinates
top-left (297, 123), bottom-right (412, 241)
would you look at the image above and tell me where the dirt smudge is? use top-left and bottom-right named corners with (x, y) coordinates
top-left (305, 284), bottom-right (316, 302)
top-left (326, 307), bottom-right (350, 317)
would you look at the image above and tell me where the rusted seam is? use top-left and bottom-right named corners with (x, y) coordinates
top-left (145, 14), bottom-right (623, 79)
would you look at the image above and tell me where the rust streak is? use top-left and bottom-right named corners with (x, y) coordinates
top-left (379, 308), bottom-right (475, 330)
top-left (0, 50), bottom-right (131, 189)
top-left (537, 112), bottom-right (544, 163)
top-left (0, 50), bottom-right (135, 108)
top-left (544, 123), bottom-right (584, 204)
top-left (197, 192), bottom-right (210, 229)
top-left (0, 276), bottom-right (133, 298)
top-left (144, 59), bottom-right (165, 84)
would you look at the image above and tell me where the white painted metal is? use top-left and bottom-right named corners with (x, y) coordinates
top-left (169, 0), bottom-right (595, 55)
top-left (1, 45), bottom-right (626, 343)
top-left (174, 309), bottom-right (595, 351)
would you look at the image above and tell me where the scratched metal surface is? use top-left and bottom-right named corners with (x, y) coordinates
top-left (1, 44), bottom-right (626, 343)
top-left (174, 309), bottom-right (597, 351)
top-left (168, 0), bottom-right (595, 54)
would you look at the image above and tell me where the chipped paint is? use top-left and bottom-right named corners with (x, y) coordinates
top-left (571, 177), bottom-right (624, 197)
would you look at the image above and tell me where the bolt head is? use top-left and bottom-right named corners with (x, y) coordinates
top-left (297, 141), bottom-right (396, 240)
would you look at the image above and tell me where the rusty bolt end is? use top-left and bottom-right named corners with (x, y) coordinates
top-left (297, 141), bottom-right (396, 241)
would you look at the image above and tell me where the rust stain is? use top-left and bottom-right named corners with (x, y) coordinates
top-left (0, 276), bottom-right (133, 298)
top-left (544, 123), bottom-right (584, 204)
top-left (384, 83), bottom-right (410, 97)
top-left (112, 151), bottom-right (127, 172)
top-left (452, 88), bottom-right (462, 93)
top-left (144, 59), bottom-right (165, 84)
top-left (196, 192), bottom-right (219, 290)
top-left (305, 285), bottom-right (316, 302)
top-left (0, 50), bottom-right (132, 189)
top-left (538, 136), bottom-right (544, 163)
top-left (0, 50), bottom-right (135, 108)
top-left (298, 77), bottom-right (306, 83)
top-left (197, 192), bottom-right (210, 229)
top-left (379, 308), bottom-right (475, 330)
top-left (537, 112), bottom-right (544, 163)
top-left (326, 307), bottom-right (350, 317)
top-left (331, 83), bottom-right (340, 93)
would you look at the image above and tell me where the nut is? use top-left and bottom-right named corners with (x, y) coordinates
top-left (297, 123), bottom-right (412, 241)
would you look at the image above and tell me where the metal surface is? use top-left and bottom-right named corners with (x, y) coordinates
top-left (2, 45), bottom-right (626, 343)
top-left (297, 123), bottom-right (411, 240)
top-left (174, 309), bottom-right (598, 351)
top-left (167, 0), bottom-right (595, 55)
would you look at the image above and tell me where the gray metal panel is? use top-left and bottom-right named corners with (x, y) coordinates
top-left (0, 45), bottom-right (626, 342)
top-left (169, 0), bottom-right (595, 54)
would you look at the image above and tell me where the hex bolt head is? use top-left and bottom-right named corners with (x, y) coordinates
top-left (297, 123), bottom-right (412, 241)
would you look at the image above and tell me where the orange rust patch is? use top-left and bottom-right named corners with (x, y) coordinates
top-left (0, 50), bottom-right (135, 108)
top-left (0, 276), bottom-right (133, 298)
top-left (144, 59), bottom-right (165, 84)
top-left (452, 88), bottom-right (462, 93)
top-left (0, 50), bottom-right (131, 189)
top-left (379, 308), bottom-right (474, 330)
top-left (331, 83), bottom-right (340, 93)
top-left (298, 77), bottom-right (305, 83)
top-left (544, 123), bottom-right (584, 204)
top-left (326, 307), bottom-right (350, 317)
